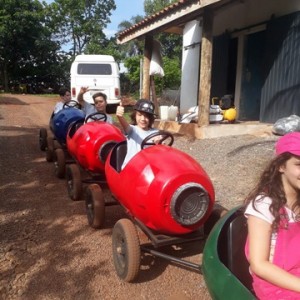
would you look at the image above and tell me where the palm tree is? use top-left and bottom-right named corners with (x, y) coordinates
top-left (117, 16), bottom-right (145, 57)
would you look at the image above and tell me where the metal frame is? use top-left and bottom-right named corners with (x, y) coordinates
top-left (134, 218), bottom-right (205, 273)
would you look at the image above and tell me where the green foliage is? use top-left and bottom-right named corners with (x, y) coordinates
top-left (0, 0), bottom-right (62, 91)
top-left (122, 54), bottom-right (181, 96)
top-left (144, 0), bottom-right (177, 16)
top-left (143, 1), bottom-right (182, 59)
top-left (0, 0), bottom-right (118, 92)
top-left (117, 16), bottom-right (145, 56)
top-left (85, 36), bottom-right (123, 64)
top-left (118, 16), bottom-right (145, 32)
top-left (0, 0), bottom-right (183, 96)
top-left (153, 56), bottom-right (181, 94)
top-left (123, 56), bottom-right (142, 94)
top-left (48, 0), bottom-right (116, 55)
top-left (116, 0), bottom-right (182, 95)
top-left (157, 33), bottom-right (182, 59)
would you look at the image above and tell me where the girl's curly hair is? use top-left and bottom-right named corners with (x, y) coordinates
top-left (244, 152), bottom-right (300, 231)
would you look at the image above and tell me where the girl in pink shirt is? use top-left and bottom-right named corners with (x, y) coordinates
top-left (245, 132), bottom-right (300, 299)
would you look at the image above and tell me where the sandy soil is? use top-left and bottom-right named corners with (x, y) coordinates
top-left (0, 94), bottom-right (211, 300)
top-left (0, 93), bottom-right (278, 300)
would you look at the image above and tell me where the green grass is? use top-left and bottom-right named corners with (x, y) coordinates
top-left (36, 94), bottom-right (58, 97)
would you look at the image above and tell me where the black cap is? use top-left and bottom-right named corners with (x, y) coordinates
top-left (134, 99), bottom-right (155, 115)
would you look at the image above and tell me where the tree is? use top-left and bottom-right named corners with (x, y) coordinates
top-left (0, 0), bottom-right (60, 91)
top-left (143, 0), bottom-right (182, 58)
top-left (144, 0), bottom-right (176, 16)
top-left (48, 0), bottom-right (116, 56)
top-left (143, 0), bottom-right (182, 94)
top-left (85, 36), bottom-right (123, 63)
top-left (153, 56), bottom-right (181, 94)
top-left (123, 55), bottom-right (142, 95)
top-left (117, 16), bottom-right (145, 57)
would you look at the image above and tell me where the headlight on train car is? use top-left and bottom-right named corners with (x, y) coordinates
top-left (170, 183), bottom-right (209, 226)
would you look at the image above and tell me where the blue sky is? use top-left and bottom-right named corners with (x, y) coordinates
top-left (104, 0), bottom-right (145, 38)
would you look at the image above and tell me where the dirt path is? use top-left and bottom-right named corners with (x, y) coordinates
top-left (0, 94), bottom-right (210, 300)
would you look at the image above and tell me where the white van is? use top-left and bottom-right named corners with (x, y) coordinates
top-left (70, 54), bottom-right (121, 109)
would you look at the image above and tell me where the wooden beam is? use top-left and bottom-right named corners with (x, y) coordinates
top-left (164, 26), bottom-right (184, 35)
top-left (150, 76), bottom-right (160, 116)
top-left (198, 8), bottom-right (213, 127)
top-left (117, 0), bottom-right (222, 44)
top-left (142, 35), bottom-right (153, 100)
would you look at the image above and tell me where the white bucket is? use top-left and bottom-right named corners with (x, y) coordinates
top-left (168, 105), bottom-right (178, 121)
top-left (160, 106), bottom-right (169, 120)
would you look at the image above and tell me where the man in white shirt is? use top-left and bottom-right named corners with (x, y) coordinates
top-left (53, 87), bottom-right (72, 114)
top-left (77, 87), bottom-right (113, 124)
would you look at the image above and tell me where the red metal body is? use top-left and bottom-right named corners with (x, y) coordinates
top-left (105, 144), bottom-right (215, 235)
top-left (67, 121), bottom-right (125, 173)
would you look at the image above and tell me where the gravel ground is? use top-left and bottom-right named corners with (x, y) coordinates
top-left (0, 93), bottom-right (278, 299)
top-left (174, 133), bottom-right (278, 209)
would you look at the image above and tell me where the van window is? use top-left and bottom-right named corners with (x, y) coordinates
top-left (77, 63), bottom-right (112, 75)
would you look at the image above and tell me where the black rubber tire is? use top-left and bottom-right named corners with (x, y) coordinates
top-left (39, 128), bottom-right (47, 151)
top-left (112, 219), bottom-right (141, 282)
top-left (85, 184), bottom-right (105, 229)
top-left (46, 136), bottom-right (54, 162)
top-left (54, 148), bottom-right (65, 179)
top-left (66, 164), bottom-right (82, 201)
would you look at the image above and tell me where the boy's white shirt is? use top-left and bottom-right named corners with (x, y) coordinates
top-left (122, 125), bottom-right (158, 169)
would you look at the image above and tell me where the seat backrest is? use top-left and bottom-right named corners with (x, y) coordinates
top-left (68, 119), bottom-right (84, 138)
top-left (116, 143), bottom-right (127, 172)
top-left (110, 141), bottom-right (127, 172)
top-left (226, 213), bottom-right (253, 291)
top-left (98, 141), bottom-right (117, 163)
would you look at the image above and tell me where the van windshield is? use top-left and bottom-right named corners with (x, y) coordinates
top-left (77, 63), bottom-right (112, 75)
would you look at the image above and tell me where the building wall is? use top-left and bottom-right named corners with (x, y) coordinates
top-left (260, 12), bottom-right (300, 122)
top-left (210, 0), bottom-right (300, 122)
top-left (213, 0), bottom-right (300, 36)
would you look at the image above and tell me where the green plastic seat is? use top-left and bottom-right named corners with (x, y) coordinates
top-left (202, 206), bottom-right (256, 300)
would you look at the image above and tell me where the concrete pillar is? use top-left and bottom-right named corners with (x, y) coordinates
top-left (180, 19), bottom-right (202, 113)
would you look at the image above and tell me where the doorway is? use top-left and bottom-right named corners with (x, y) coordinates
top-left (239, 30), bottom-right (266, 120)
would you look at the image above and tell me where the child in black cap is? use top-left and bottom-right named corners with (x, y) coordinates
top-left (116, 99), bottom-right (158, 169)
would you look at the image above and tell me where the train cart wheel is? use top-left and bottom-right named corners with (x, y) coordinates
top-left (54, 148), bottom-right (65, 179)
top-left (112, 219), bottom-right (141, 282)
top-left (66, 164), bottom-right (82, 201)
top-left (39, 128), bottom-right (47, 151)
top-left (85, 184), bottom-right (105, 229)
top-left (53, 140), bottom-right (62, 149)
top-left (46, 136), bottom-right (54, 162)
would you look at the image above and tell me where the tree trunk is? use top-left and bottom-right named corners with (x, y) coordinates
top-left (1, 63), bottom-right (9, 92)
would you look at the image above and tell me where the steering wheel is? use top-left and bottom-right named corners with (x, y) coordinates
top-left (63, 100), bottom-right (81, 109)
top-left (141, 130), bottom-right (174, 149)
top-left (84, 112), bottom-right (107, 123)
